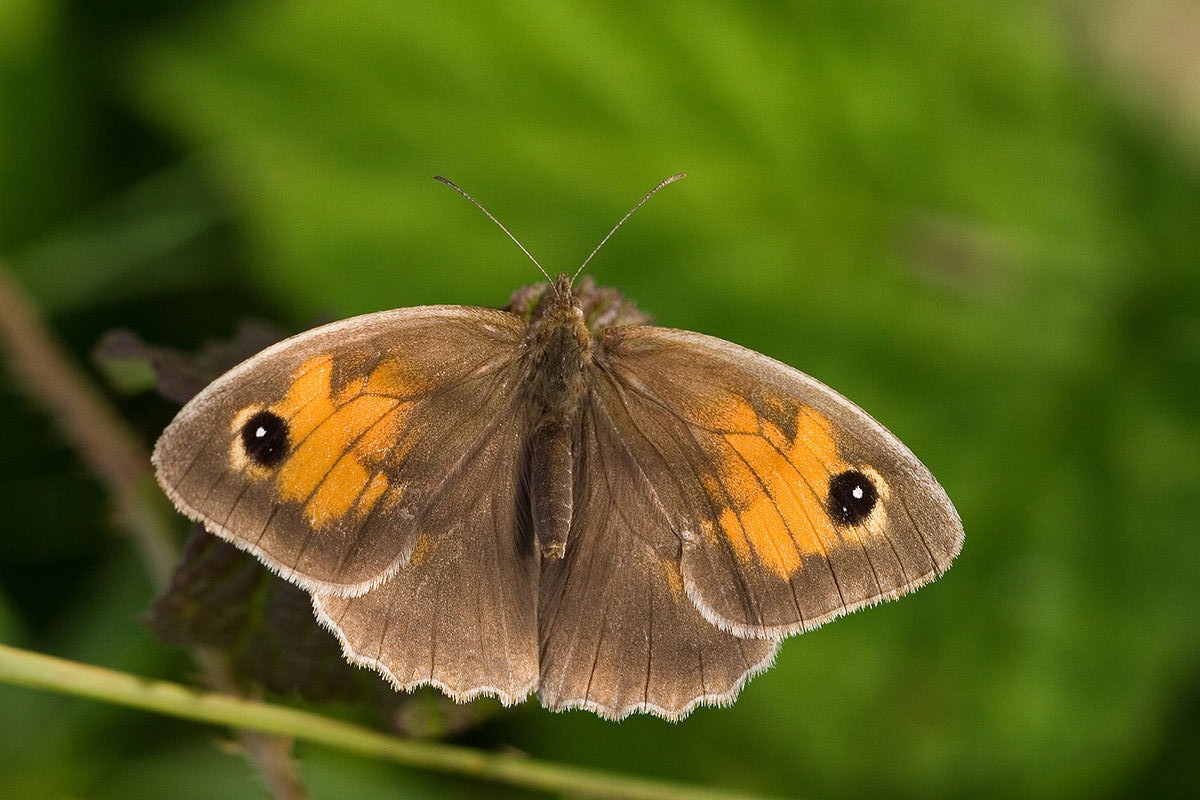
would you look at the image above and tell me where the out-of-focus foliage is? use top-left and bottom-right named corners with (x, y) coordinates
top-left (1, 1), bottom-right (1198, 798)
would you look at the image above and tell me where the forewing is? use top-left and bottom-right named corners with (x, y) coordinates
top-left (152, 306), bottom-right (527, 595)
top-left (593, 325), bottom-right (963, 639)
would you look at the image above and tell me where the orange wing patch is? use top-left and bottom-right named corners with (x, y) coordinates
top-left (702, 395), bottom-right (889, 581)
top-left (661, 555), bottom-right (687, 602)
top-left (236, 355), bottom-right (419, 529)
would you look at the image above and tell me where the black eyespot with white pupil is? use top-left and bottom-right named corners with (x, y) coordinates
top-left (827, 470), bottom-right (878, 526)
top-left (241, 410), bottom-right (289, 467)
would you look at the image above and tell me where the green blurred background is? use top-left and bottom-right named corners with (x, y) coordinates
top-left (2, 1), bottom-right (1199, 797)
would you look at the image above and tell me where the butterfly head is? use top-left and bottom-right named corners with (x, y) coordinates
top-left (506, 275), bottom-right (652, 336)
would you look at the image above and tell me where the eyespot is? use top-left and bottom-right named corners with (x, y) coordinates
top-left (240, 410), bottom-right (289, 467)
top-left (826, 470), bottom-right (878, 526)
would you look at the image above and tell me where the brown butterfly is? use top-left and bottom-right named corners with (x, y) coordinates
top-left (153, 176), bottom-right (962, 720)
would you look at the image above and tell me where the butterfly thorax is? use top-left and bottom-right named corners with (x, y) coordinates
top-left (524, 275), bottom-right (593, 423)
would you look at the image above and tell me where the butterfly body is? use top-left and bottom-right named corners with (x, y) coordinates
top-left (522, 274), bottom-right (593, 559)
top-left (154, 276), bottom-right (962, 720)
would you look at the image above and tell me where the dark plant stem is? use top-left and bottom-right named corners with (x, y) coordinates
top-left (0, 261), bottom-right (310, 800)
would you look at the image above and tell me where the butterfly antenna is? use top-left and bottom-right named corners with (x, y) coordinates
top-left (434, 176), bottom-right (552, 282)
top-left (571, 172), bottom-right (687, 284)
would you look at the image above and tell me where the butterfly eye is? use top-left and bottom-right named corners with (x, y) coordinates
top-left (826, 470), bottom-right (879, 526)
top-left (240, 410), bottom-right (290, 468)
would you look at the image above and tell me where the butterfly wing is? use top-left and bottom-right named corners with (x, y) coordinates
top-left (583, 324), bottom-right (963, 642)
top-left (311, 412), bottom-right (539, 704)
top-left (537, 398), bottom-right (778, 720)
top-left (153, 306), bottom-right (541, 701)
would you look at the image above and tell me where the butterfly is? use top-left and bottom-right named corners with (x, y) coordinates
top-left (152, 176), bottom-right (963, 720)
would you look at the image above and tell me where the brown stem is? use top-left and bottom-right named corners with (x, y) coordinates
top-left (0, 264), bottom-right (176, 586)
top-left (0, 260), bottom-right (309, 800)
